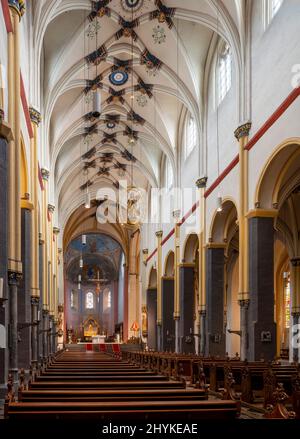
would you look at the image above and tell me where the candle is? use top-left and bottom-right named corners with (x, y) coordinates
top-left (0, 278), bottom-right (3, 299)
top-left (37, 310), bottom-right (41, 321)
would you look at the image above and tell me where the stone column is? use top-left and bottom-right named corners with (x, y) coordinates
top-left (155, 231), bottom-right (163, 351)
top-left (173, 209), bottom-right (181, 353)
top-left (161, 277), bottom-right (175, 351)
top-left (18, 207), bottom-right (32, 368)
top-left (239, 299), bottom-right (250, 360)
top-left (205, 245), bottom-right (226, 357)
top-left (7, 0), bottom-right (25, 390)
top-left (38, 235), bottom-right (44, 363)
top-left (29, 107), bottom-right (41, 367)
top-left (179, 265), bottom-right (195, 353)
top-left (234, 122), bottom-right (252, 360)
top-left (247, 213), bottom-right (277, 361)
top-left (31, 296), bottom-right (39, 366)
top-left (42, 309), bottom-right (49, 359)
top-left (49, 315), bottom-right (54, 355)
top-left (196, 177), bottom-right (208, 356)
top-left (0, 127), bottom-right (11, 397)
top-left (146, 288), bottom-right (157, 350)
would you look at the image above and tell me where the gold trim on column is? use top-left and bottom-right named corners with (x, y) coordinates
top-left (246, 209), bottom-right (279, 219)
top-left (173, 210), bottom-right (181, 320)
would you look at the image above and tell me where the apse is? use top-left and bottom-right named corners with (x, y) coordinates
top-left (64, 233), bottom-right (124, 342)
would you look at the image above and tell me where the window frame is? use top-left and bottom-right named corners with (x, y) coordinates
top-left (217, 43), bottom-right (232, 106)
top-left (184, 114), bottom-right (197, 160)
top-left (85, 291), bottom-right (94, 310)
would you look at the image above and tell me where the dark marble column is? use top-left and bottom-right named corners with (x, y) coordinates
top-left (179, 266), bottom-right (195, 353)
top-left (52, 319), bottom-right (57, 353)
top-left (42, 309), bottom-right (49, 359)
top-left (48, 315), bottom-right (54, 355)
top-left (205, 247), bottom-right (226, 357)
top-left (199, 310), bottom-right (206, 355)
top-left (247, 216), bottom-right (276, 361)
top-left (0, 136), bottom-right (8, 397)
top-left (146, 288), bottom-right (157, 350)
top-left (8, 271), bottom-right (22, 389)
top-left (31, 296), bottom-right (39, 366)
top-left (38, 239), bottom-right (44, 363)
top-left (161, 277), bottom-right (175, 351)
top-left (18, 208), bottom-right (32, 368)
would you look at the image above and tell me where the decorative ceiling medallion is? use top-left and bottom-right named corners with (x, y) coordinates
top-left (83, 134), bottom-right (94, 146)
top-left (127, 186), bottom-right (144, 225)
top-left (121, 0), bottom-right (143, 13)
top-left (136, 93), bottom-right (147, 107)
top-left (152, 25), bottom-right (166, 44)
top-left (109, 70), bottom-right (129, 86)
top-left (107, 121), bottom-right (116, 129)
top-left (86, 19), bottom-right (100, 39)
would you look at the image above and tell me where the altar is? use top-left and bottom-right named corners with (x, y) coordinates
top-left (92, 335), bottom-right (106, 344)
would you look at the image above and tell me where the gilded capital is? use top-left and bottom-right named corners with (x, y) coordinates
top-left (155, 230), bottom-right (163, 238)
top-left (195, 176), bottom-right (208, 189)
top-left (41, 167), bottom-right (50, 181)
top-left (48, 203), bottom-right (55, 214)
top-left (8, 0), bottom-right (25, 18)
top-left (142, 248), bottom-right (148, 255)
top-left (172, 209), bottom-right (181, 220)
top-left (29, 107), bottom-right (41, 126)
top-left (53, 226), bottom-right (60, 235)
top-left (234, 122), bottom-right (252, 140)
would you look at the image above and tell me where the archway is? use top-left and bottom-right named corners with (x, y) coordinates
top-left (179, 234), bottom-right (199, 354)
top-left (255, 140), bottom-right (300, 361)
top-left (208, 199), bottom-right (239, 357)
top-left (64, 233), bottom-right (124, 343)
top-left (161, 251), bottom-right (175, 351)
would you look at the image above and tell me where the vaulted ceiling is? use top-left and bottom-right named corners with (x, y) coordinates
top-left (32, 0), bottom-right (247, 229)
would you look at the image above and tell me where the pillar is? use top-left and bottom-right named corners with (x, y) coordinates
top-left (247, 213), bottom-right (277, 361)
top-left (173, 209), bottom-right (181, 353)
top-left (234, 123), bottom-right (251, 359)
top-left (155, 231), bottom-right (163, 351)
top-left (0, 130), bottom-right (10, 397)
top-left (41, 168), bottom-right (50, 357)
top-left (205, 245), bottom-right (226, 357)
top-left (7, 0), bottom-right (25, 389)
top-left (179, 264), bottom-right (195, 353)
top-left (29, 107), bottom-right (41, 367)
top-left (38, 235), bottom-right (44, 362)
top-left (146, 288), bottom-right (157, 350)
top-left (161, 277), bottom-right (175, 351)
top-left (196, 177), bottom-right (208, 356)
top-left (18, 207), bottom-right (32, 368)
top-left (123, 263), bottom-right (129, 342)
top-left (290, 257), bottom-right (300, 362)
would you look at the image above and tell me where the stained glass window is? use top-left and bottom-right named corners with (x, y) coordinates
top-left (86, 292), bottom-right (94, 309)
top-left (283, 272), bottom-right (290, 329)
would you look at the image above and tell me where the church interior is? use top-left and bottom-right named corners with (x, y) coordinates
top-left (1, 0), bottom-right (300, 425)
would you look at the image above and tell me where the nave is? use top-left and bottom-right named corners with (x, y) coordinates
top-left (5, 348), bottom-right (238, 420)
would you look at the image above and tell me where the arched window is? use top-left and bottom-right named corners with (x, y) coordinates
top-left (264, 0), bottom-right (284, 27)
top-left (86, 292), bottom-right (94, 309)
top-left (184, 114), bottom-right (197, 159)
top-left (165, 159), bottom-right (173, 190)
top-left (70, 290), bottom-right (74, 308)
top-left (217, 43), bottom-right (232, 105)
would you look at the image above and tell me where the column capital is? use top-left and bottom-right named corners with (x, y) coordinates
top-left (238, 298), bottom-right (250, 308)
top-left (234, 122), bottom-right (252, 140)
top-left (29, 107), bottom-right (41, 126)
top-left (8, 270), bottom-right (22, 285)
top-left (172, 209), bottom-right (181, 220)
top-left (195, 176), bottom-right (208, 189)
top-left (291, 258), bottom-right (300, 267)
top-left (31, 296), bottom-right (40, 305)
top-left (155, 230), bottom-right (163, 238)
top-left (48, 203), bottom-right (55, 213)
top-left (53, 226), bottom-right (60, 235)
top-left (0, 119), bottom-right (14, 141)
top-left (246, 208), bottom-right (278, 219)
top-left (8, 0), bottom-right (25, 18)
top-left (41, 167), bottom-right (50, 181)
top-left (142, 248), bottom-right (148, 255)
